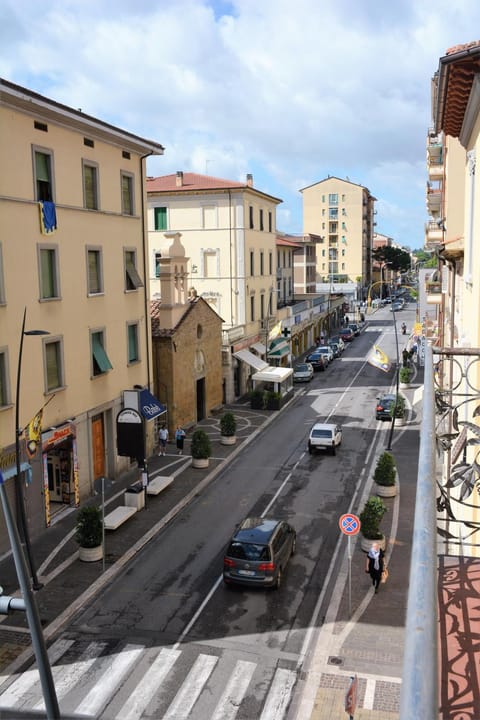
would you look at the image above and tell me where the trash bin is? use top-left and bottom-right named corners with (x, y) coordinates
top-left (124, 482), bottom-right (145, 510)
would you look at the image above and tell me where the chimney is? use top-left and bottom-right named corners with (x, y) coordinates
top-left (246, 173), bottom-right (253, 187)
top-left (176, 171), bottom-right (183, 187)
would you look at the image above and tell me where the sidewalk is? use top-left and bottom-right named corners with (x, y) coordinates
top-left (0, 377), bottom-right (419, 719)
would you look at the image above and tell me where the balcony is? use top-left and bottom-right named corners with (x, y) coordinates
top-left (426, 185), bottom-right (442, 215)
top-left (425, 221), bottom-right (444, 247)
top-left (426, 280), bottom-right (442, 304)
top-left (428, 155), bottom-right (444, 180)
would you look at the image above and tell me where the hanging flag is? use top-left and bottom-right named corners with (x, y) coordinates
top-left (38, 201), bottom-right (57, 234)
top-left (268, 320), bottom-right (282, 341)
top-left (25, 408), bottom-right (43, 459)
top-left (367, 344), bottom-right (391, 373)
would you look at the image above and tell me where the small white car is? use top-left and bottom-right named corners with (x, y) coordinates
top-left (293, 362), bottom-right (314, 382)
top-left (315, 345), bottom-right (334, 364)
top-left (308, 422), bottom-right (342, 455)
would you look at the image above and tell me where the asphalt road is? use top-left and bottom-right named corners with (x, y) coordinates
top-left (40, 308), bottom-right (410, 719)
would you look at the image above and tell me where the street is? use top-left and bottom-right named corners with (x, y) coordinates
top-left (0, 307), bottom-right (416, 719)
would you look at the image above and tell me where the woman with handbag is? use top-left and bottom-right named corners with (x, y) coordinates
top-left (365, 542), bottom-right (385, 593)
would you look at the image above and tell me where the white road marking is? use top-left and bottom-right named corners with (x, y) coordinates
top-left (118, 647), bottom-right (181, 720)
top-left (211, 659), bottom-right (256, 720)
top-left (163, 653), bottom-right (218, 719)
top-left (260, 667), bottom-right (297, 720)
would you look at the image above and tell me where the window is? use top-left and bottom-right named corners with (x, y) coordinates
top-left (329, 208), bottom-right (338, 219)
top-left (259, 209), bottom-right (264, 231)
top-left (44, 339), bottom-right (64, 392)
top-left (249, 206), bottom-right (254, 229)
top-left (322, 195), bottom-right (325, 202)
top-left (83, 162), bottom-right (99, 210)
top-left (268, 211), bottom-right (272, 233)
top-left (0, 350), bottom-right (10, 407)
top-left (329, 193), bottom-right (338, 204)
top-left (203, 250), bottom-right (217, 278)
top-left (87, 248), bottom-right (103, 294)
top-left (250, 251), bottom-right (254, 276)
top-left (91, 330), bottom-right (113, 376)
top-left (269, 252), bottom-right (273, 275)
top-left (154, 207), bottom-right (167, 230)
top-left (155, 252), bottom-right (162, 277)
top-left (121, 172), bottom-right (134, 215)
top-left (342, 208), bottom-right (346, 216)
top-left (124, 249), bottom-right (144, 291)
top-left (260, 294), bottom-right (265, 319)
top-left (342, 194), bottom-right (346, 201)
top-left (33, 148), bottom-right (54, 201)
top-left (260, 251), bottom-right (264, 275)
top-left (250, 296), bottom-right (255, 322)
top-left (39, 245), bottom-right (60, 299)
top-left (127, 323), bottom-right (139, 364)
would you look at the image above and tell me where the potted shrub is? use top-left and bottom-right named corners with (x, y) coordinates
top-left (220, 411), bottom-right (237, 445)
top-left (250, 389), bottom-right (264, 409)
top-left (391, 393), bottom-right (407, 424)
top-left (265, 391), bottom-right (282, 410)
top-left (399, 366), bottom-right (413, 388)
top-left (190, 428), bottom-right (212, 468)
top-left (373, 451), bottom-right (397, 497)
top-left (359, 496), bottom-right (387, 552)
top-left (75, 505), bottom-right (103, 562)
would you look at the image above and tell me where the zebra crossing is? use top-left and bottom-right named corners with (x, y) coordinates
top-left (0, 636), bottom-right (298, 719)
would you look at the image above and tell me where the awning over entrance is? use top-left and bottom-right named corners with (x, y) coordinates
top-left (267, 338), bottom-right (289, 358)
top-left (0, 461), bottom-right (32, 483)
top-left (251, 342), bottom-right (267, 355)
top-left (139, 389), bottom-right (167, 420)
top-left (233, 349), bottom-right (269, 371)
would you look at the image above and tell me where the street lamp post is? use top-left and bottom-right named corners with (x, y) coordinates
top-left (15, 308), bottom-right (49, 590)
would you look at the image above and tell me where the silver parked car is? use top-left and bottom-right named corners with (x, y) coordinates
top-left (293, 362), bottom-right (314, 382)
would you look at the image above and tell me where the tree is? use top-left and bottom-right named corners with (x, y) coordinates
top-left (372, 246), bottom-right (412, 273)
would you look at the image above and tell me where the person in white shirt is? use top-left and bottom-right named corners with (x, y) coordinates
top-left (158, 424), bottom-right (169, 456)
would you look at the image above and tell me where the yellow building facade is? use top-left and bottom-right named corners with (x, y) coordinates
top-left (0, 78), bottom-right (164, 546)
top-left (301, 176), bottom-right (376, 291)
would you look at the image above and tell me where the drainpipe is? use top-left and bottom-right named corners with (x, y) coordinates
top-left (140, 152), bottom-right (153, 390)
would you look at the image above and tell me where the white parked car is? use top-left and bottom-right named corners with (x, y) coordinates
top-left (293, 362), bottom-right (314, 382)
top-left (315, 345), bottom-right (334, 364)
top-left (308, 423), bottom-right (342, 455)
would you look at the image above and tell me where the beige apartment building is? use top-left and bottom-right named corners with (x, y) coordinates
top-left (426, 42), bottom-right (480, 557)
top-left (0, 78), bottom-right (164, 548)
top-left (147, 172), bottom-right (282, 400)
top-left (301, 176), bottom-right (376, 293)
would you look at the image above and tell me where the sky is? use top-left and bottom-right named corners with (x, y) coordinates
top-left (1, 0), bottom-right (479, 250)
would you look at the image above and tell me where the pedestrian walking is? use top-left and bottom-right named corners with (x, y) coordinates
top-left (365, 542), bottom-right (385, 593)
top-left (158, 424), bottom-right (169, 456)
top-left (175, 426), bottom-right (186, 455)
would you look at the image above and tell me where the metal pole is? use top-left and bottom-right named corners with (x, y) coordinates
top-left (0, 479), bottom-right (60, 718)
top-left (15, 307), bottom-right (43, 591)
top-left (348, 535), bottom-right (352, 619)
top-left (386, 270), bottom-right (400, 451)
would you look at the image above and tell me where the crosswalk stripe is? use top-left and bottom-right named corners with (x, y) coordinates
top-left (74, 643), bottom-right (143, 717)
top-left (259, 667), bottom-right (297, 720)
top-left (0, 638), bottom-right (73, 708)
top-left (211, 659), bottom-right (256, 720)
top-left (163, 652), bottom-right (218, 719)
top-left (33, 641), bottom-right (107, 712)
top-left (117, 647), bottom-right (181, 720)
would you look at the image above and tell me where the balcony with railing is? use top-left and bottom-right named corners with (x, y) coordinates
top-left (426, 182), bottom-right (443, 215)
top-left (426, 279), bottom-right (442, 304)
top-left (425, 220), bottom-right (444, 247)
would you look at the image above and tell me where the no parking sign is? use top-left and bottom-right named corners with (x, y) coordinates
top-left (339, 513), bottom-right (361, 536)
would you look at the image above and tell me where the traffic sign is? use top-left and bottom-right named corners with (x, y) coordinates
top-left (339, 513), bottom-right (361, 536)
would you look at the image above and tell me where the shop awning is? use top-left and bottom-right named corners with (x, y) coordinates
top-left (267, 338), bottom-right (289, 358)
top-left (139, 389), bottom-right (167, 420)
top-left (233, 349), bottom-right (269, 371)
top-left (0, 462), bottom-right (32, 484)
top-left (251, 342), bottom-right (267, 355)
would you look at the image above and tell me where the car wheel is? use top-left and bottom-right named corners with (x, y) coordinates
top-left (274, 568), bottom-right (282, 590)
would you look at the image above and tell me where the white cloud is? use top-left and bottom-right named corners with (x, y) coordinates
top-left (2, 0), bottom-right (480, 246)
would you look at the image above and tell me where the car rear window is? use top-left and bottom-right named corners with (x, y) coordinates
top-left (312, 429), bottom-right (333, 438)
top-left (227, 542), bottom-right (271, 561)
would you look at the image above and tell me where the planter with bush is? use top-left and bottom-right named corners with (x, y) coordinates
top-left (359, 496), bottom-right (387, 551)
top-left (220, 411), bottom-right (237, 445)
top-left (399, 366), bottom-right (413, 387)
top-left (250, 389), bottom-right (264, 409)
top-left (75, 505), bottom-right (103, 562)
top-left (390, 393), bottom-right (406, 423)
top-left (191, 429), bottom-right (212, 468)
top-left (373, 451), bottom-right (397, 497)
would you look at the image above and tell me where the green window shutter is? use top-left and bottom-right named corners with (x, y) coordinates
top-left (46, 342), bottom-right (61, 390)
top-left (154, 207), bottom-right (167, 230)
top-left (35, 152), bottom-right (50, 181)
top-left (40, 249), bottom-right (56, 298)
top-left (128, 325), bottom-right (139, 362)
top-left (88, 251), bottom-right (101, 293)
top-left (92, 333), bottom-right (113, 374)
top-left (84, 165), bottom-right (97, 209)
